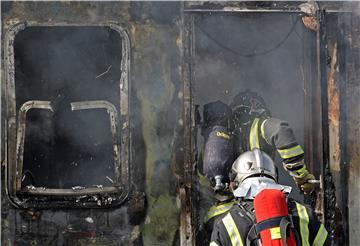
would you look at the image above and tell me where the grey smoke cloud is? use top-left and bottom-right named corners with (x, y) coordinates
top-left (194, 13), bottom-right (306, 201)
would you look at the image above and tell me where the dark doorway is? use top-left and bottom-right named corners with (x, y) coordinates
top-left (193, 13), bottom-right (316, 221)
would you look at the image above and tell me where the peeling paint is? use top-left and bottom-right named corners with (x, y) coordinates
top-left (328, 42), bottom-right (341, 173)
top-left (328, 43), bottom-right (340, 128)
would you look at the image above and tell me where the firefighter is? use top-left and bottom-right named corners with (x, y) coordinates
top-left (200, 90), bottom-right (315, 242)
top-left (202, 90), bottom-right (315, 194)
top-left (210, 149), bottom-right (329, 246)
top-left (230, 90), bottom-right (315, 195)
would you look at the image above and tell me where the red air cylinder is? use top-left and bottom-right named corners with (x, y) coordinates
top-left (254, 189), bottom-right (297, 246)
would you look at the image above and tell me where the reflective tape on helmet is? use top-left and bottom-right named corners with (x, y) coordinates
top-left (296, 202), bottom-right (310, 246)
top-left (222, 213), bottom-right (244, 246)
top-left (205, 201), bottom-right (235, 222)
top-left (313, 224), bottom-right (328, 246)
top-left (277, 145), bottom-right (304, 159)
top-left (249, 118), bottom-right (260, 150)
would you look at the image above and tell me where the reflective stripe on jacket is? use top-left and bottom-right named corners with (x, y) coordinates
top-left (205, 201), bottom-right (236, 223)
top-left (211, 199), bottom-right (330, 246)
top-left (249, 117), bottom-right (304, 162)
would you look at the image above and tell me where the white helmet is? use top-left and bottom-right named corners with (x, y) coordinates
top-left (230, 149), bottom-right (277, 184)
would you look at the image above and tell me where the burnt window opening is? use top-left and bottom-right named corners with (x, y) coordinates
top-left (19, 100), bottom-right (118, 189)
top-left (5, 24), bottom-right (130, 208)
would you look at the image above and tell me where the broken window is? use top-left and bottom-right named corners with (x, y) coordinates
top-left (4, 24), bottom-right (130, 208)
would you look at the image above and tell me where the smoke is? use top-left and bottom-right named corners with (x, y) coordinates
top-left (194, 13), bottom-right (306, 201)
top-left (15, 26), bottom-right (121, 188)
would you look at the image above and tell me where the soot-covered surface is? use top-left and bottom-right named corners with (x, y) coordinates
top-left (14, 27), bottom-right (122, 189)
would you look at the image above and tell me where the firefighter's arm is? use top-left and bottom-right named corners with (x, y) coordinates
top-left (260, 118), bottom-right (315, 194)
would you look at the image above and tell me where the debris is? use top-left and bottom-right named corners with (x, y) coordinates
top-left (26, 185), bottom-right (46, 190)
top-left (106, 176), bottom-right (114, 184)
top-left (72, 186), bottom-right (85, 191)
top-left (75, 195), bottom-right (87, 203)
top-left (95, 65), bottom-right (112, 78)
top-left (299, 1), bottom-right (318, 16)
top-left (93, 185), bottom-right (103, 189)
top-left (302, 16), bottom-right (318, 32)
top-left (85, 217), bottom-right (94, 223)
top-left (26, 185), bottom-right (36, 191)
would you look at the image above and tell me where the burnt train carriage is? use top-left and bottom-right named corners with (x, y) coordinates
top-left (1, 1), bottom-right (360, 245)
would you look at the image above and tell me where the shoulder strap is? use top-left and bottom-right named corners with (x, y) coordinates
top-left (288, 206), bottom-right (302, 246)
top-left (234, 202), bottom-right (261, 246)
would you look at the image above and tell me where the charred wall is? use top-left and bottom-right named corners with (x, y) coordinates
top-left (323, 8), bottom-right (360, 245)
top-left (1, 1), bottom-right (183, 245)
top-left (344, 11), bottom-right (360, 246)
top-left (1, 1), bottom-right (360, 246)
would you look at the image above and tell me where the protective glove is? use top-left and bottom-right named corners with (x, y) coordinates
top-left (294, 172), bottom-right (315, 195)
top-left (283, 160), bottom-right (315, 195)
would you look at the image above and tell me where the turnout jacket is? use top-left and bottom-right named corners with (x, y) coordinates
top-left (202, 117), bottom-right (308, 242)
top-left (210, 199), bottom-right (330, 246)
top-left (235, 117), bottom-right (305, 164)
top-left (203, 117), bottom-right (305, 179)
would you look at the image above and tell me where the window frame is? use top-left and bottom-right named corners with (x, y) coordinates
top-left (4, 22), bottom-right (131, 208)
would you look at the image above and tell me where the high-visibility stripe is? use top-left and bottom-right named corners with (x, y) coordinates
top-left (222, 213), bottom-right (243, 246)
top-left (205, 201), bottom-right (235, 222)
top-left (249, 118), bottom-right (260, 150)
top-left (296, 202), bottom-right (310, 246)
top-left (294, 165), bottom-right (307, 178)
top-left (260, 119), bottom-right (271, 144)
top-left (210, 242), bottom-right (220, 246)
top-left (277, 145), bottom-right (304, 159)
top-left (312, 224), bottom-right (328, 246)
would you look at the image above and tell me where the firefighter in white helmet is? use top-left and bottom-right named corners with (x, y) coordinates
top-left (200, 91), bottom-right (316, 237)
top-left (210, 149), bottom-right (329, 246)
